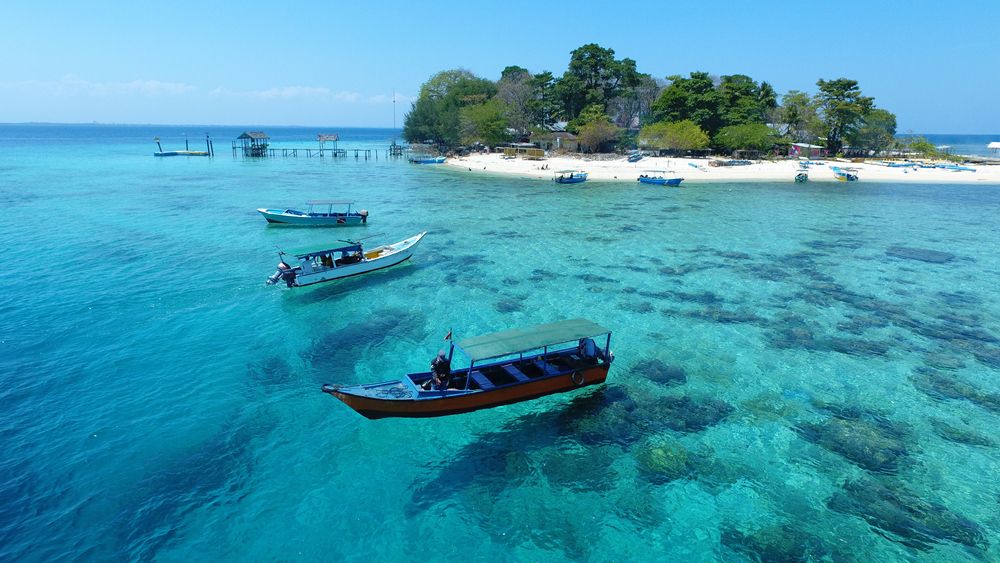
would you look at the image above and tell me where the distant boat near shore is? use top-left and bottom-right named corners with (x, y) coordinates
top-left (409, 156), bottom-right (445, 164)
top-left (554, 170), bottom-right (588, 184)
top-left (638, 171), bottom-right (683, 186)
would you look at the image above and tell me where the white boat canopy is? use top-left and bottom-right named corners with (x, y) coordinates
top-left (455, 318), bottom-right (610, 362)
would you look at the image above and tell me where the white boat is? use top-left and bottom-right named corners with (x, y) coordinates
top-left (266, 232), bottom-right (426, 288)
top-left (257, 201), bottom-right (369, 226)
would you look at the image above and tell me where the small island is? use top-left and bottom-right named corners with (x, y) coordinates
top-left (402, 43), bottom-right (998, 184)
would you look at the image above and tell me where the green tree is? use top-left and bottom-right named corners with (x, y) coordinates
top-left (905, 136), bottom-right (939, 158)
top-left (496, 66), bottom-right (535, 135)
top-left (718, 74), bottom-right (774, 126)
top-left (814, 78), bottom-right (874, 154)
top-left (650, 72), bottom-right (723, 136)
top-left (638, 120), bottom-right (710, 150)
top-left (847, 108), bottom-right (897, 154)
top-left (567, 103), bottom-right (609, 132)
top-left (555, 43), bottom-right (641, 120)
top-left (527, 71), bottom-right (559, 125)
top-left (459, 99), bottom-right (511, 146)
top-left (403, 69), bottom-right (497, 148)
top-left (778, 90), bottom-right (822, 142)
top-left (577, 118), bottom-right (621, 153)
top-left (714, 123), bottom-right (776, 152)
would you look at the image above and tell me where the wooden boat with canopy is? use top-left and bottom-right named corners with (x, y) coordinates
top-left (321, 319), bottom-right (614, 419)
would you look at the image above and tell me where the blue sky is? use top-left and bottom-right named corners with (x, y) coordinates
top-left (1, 0), bottom-right (997, 132)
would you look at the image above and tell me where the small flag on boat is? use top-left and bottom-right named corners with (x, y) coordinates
top-left (444, 329), bottom-right (452, 341)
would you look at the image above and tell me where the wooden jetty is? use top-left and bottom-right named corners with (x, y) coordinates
top-left (231, 130), bottom-right (405, 160)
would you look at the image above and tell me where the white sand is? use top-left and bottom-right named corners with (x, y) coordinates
top-left (444, 153), bottom-right (1000, 184)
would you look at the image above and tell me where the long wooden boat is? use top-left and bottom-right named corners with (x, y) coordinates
top-left (257, 201), bottom-right (369, 226)
top-left (554, 170), bottom-right (588, 184)
top-left (638, 171), bottom-right (683, 187)
top-left (266, 232), bottom-right (425, 287)
top-left (409, 156), bottom-right (446, 164)
top-left (322, 318), bottom-right (614, 418)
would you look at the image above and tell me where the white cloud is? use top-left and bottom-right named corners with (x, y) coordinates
top-left (3, 75), bottom-right (198, 97)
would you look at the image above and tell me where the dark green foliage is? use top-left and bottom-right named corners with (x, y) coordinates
top-left (555, 43), bottom-right (641, 121)
top-left (814, 78), bottom-right (874, 154)
top-left (847, 108), bottom-right (897, 153)
top-left (403, 69), bottom-right (499, 148)
top-left (714, 123), bottom-right (777, 152)
top-left (651, 72), bottom-right (722, 135)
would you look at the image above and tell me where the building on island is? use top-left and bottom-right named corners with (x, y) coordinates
top-left (789, 143), bottom-right (826, 159)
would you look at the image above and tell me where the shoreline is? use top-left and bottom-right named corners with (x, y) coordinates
top-left (445, 153), bottom-right (1000, 184)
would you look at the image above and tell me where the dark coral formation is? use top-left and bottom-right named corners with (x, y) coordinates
top-left (630, 359), bottom-right (687, 386)
top-left (721, 524), bottom-right (830, 562)
top-left (885, 246), bottom-right (956, 264)
top-left (828, 478), bottom-right (988, 551)
top-left (796, 411), bottom-right (911, 474)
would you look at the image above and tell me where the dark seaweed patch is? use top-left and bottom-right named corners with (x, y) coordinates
top-left (721, 525), bottom-right (830, 562)
top-left (644, 396), bottom-right (734, 433)
top-left (630, 359), bottom-right (686, 386)
top-left (885, 246), bottom-right (956, 264)
top-left (828, 478), bottom-right (988, 551)
top-left (930, 419), bottom-right (996, 448)
top-left (494, 299), bottom-right (523, 313)
top-left (796, 413), bottom-right (911, 474)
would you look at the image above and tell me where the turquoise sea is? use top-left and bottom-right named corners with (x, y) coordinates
top-left (2, 124), bottom-right (1000, 561)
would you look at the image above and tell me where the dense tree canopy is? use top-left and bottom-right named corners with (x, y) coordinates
top-left (403, 69), bottom-right (496, 146)
top-left (714, 123), bottom-right (776, 152)
top-left (814, 78), bottom-right (874, 154)
top-left (638, 120), bottom-right (710, 150)
top-left (846, 108), bottom-right (897, 153)
top-left (403, 45), bottom-right (897, 155)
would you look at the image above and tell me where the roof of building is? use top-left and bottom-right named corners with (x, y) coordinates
top-left (455, 318), bottom-right (610, 362)
top-left (238, 131), bottom-right (269, 139)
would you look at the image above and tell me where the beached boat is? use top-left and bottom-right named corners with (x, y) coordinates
top-left (321, 318), bottom-right (614, 419)
top-left (257, 201), bottom-right (369, 226)
top-left (638, 171), bottom-right (683, 187)
top-left (795, 172), bottom-right (808, 183)
top-left (627, 151), bottom-right (643, 163)
top-left (266, 232), bottom-right (425, 288)
top-left (831, 166), bottom-right (859, 182)
top-left (554, 170), bottom-right (588, 184)
top-left (409, 156), bottom-right (446, 164)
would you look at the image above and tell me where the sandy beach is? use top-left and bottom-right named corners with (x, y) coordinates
top-left (446, 153), bottom-right (1000, 184)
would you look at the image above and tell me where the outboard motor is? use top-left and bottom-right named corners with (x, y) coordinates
top-left (359, 209), bottom-right (369, 224)
top-left (266, 261), bottom-right (296, 287)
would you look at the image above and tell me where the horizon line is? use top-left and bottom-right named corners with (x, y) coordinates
top-left (1, 122), bottom-right (997, 137)
top-left (0, 121), bottom-right (403, 129)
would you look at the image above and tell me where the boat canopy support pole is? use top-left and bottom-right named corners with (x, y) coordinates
top-left (465, 359), bottom-right (474, 391)
top-left (604, 333), bottom-right (611, 362)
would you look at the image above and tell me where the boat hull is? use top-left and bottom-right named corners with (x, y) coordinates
top-left (330, 363), bottom-right (610, 419)
top-left (258, 208), bottom-right (366, 226)
top-left (638, 177), bottom-right (683, 186)
top-left (554, 176), bottom-right (587, 184)
top-left (291, 232), bottom-right (425, 286)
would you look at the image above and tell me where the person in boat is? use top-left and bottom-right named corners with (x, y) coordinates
top-left (577, 338), bottom-right (602, 362)
top-left (423, 350), bottom-right (452, 390)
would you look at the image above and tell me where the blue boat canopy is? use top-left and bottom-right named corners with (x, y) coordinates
top-left (455, 318), bottom-right (610, 362)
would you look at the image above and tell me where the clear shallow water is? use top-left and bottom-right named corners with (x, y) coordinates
top-left (2, 125), bottom-right (1000, 561)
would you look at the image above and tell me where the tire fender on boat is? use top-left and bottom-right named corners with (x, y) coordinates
top-left (571, 371), bottom-right (585, 386)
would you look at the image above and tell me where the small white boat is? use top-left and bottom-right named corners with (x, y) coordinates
top-left (257, 201), bottom-right (369, 226)
top-left (267, 232), bottom-right (426, 288)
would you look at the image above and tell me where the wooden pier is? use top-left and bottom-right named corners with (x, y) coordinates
top-left (231, 131), bottom-right (405, 160)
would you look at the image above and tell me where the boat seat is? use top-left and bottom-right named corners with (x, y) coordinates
top-left (502, 364), bottom-right (530, 382)
top-left (533, 360), bottom-right (561, 375)
top-left (470, 371), bottom-right (495, 391)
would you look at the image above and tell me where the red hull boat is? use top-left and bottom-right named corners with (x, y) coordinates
top-left (322, 319), bottom-right (614, 419)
